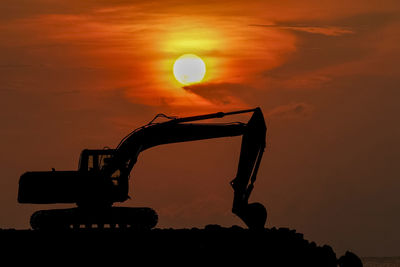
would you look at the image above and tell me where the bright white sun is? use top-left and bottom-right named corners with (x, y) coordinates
top-left (173, 54), bottom-right (206, 85)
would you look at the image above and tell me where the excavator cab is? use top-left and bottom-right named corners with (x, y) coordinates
top-left (78, 149), bottom-right (115, 172)
top-left (77, 149), bottom-right (124, 190)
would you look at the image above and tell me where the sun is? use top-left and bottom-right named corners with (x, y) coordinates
top-left (173, 54), bottom-right (206, 85)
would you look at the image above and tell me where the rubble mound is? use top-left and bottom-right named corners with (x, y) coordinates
top-left (0, 225), bottom-right (361, 266)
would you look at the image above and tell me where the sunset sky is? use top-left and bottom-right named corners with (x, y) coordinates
top-left (1, 0), bottom-right (400, 256)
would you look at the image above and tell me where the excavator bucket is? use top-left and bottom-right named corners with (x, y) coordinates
top-left (237, 202), bottom-right (267, 230)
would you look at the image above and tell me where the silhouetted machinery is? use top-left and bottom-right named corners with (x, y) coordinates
top-left (18, 107), bottom-right (267, 230)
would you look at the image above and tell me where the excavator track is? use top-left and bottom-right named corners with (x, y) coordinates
top-left (30, 207), bottom-right (158, 230)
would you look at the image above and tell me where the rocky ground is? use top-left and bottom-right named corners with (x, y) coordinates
top-left (0, 225), bottom-right (362, 266)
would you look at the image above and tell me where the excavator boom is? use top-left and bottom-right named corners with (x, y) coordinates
top-left (105, 107), bottom-right (267, 229)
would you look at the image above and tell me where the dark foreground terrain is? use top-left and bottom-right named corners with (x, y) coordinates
top-left (0, 225), bottom-right (362, 266)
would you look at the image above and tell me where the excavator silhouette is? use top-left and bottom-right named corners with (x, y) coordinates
top-left (18, 107), bottom-right (267, 230)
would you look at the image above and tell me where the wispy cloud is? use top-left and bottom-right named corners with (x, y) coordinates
top-left (183, 82), bottom-right (251, 106)
top-left (250, 24), bottom-right (353, 36)
top-left (266, 103), bottom-right (313, 119)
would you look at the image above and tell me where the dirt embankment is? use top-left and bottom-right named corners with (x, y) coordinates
top-left (0, 225), bottom-right (362, 266)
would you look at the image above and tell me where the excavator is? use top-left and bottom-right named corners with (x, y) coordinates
top-left (18, 107), bottom-right (267, 230)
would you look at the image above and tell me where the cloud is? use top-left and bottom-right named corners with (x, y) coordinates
top-left (183, 82), bottom-right (251, 106)
top-left (250, 24), bottom-right (353, 36)
top-left (266, 103), bottom-right (313, 119)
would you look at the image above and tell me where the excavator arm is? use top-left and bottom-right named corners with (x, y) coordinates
top-left (105, 107), bottom-right (267, 229)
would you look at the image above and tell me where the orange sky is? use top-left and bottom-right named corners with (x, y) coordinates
top-left (1, 0), bottom-right (400, 256)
